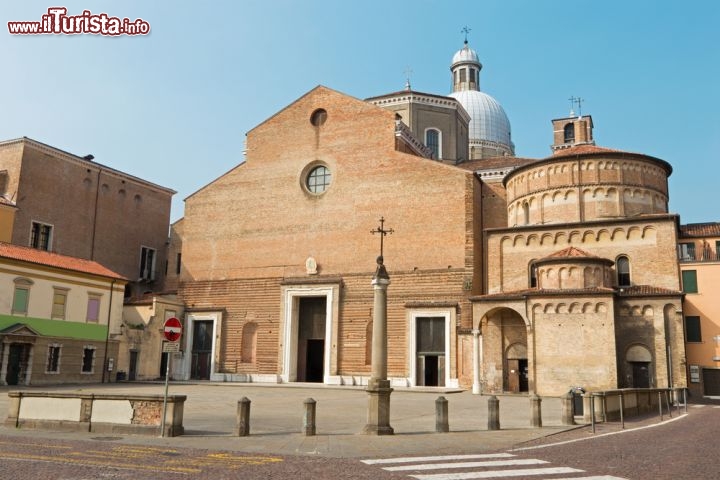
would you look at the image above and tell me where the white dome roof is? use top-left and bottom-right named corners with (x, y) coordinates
top-left (449, 89), bottom-right (512, 147)
top-left (452, 43), bottom-right (480, 66)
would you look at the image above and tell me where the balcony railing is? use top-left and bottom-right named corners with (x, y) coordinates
top-left (678, 251), bottom-right (720, 263)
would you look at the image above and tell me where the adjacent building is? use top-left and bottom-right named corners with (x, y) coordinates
top-left (678, 223), bottom-right (720, 397)
top-left (0, 242), bottom-right (126, 385)
top-left (0, 137), bottom-right (175, 299)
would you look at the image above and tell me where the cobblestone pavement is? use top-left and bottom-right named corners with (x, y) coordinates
top-left (0, 383), bottom-right (715, 479)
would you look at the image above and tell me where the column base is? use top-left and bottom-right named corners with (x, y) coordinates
top-left (363, 379), bottom-right (394, 435)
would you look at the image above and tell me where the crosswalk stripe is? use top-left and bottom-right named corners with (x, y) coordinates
top-left (691, 405), bottom-right (705, 408)
top-left (361, 453), bottom-right (515, 465)
top-left (385, 459), bottom-right (548, 472)
top-left (552, 476), bottom-right (628, 479)
top-left (409, 466), bottom-right (584, 479)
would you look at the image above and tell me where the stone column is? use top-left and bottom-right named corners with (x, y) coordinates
top-left (363, 257), bottom-right (394, 435)
top-left (472, 329), bottom-right (481, 394)
top-left (0, 342), bottom-right (9, 385)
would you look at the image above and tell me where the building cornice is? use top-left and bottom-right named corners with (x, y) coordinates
top-left (1, 137), bottom-right (176, 196)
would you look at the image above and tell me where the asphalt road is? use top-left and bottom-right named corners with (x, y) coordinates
top-left (505, 404), bottom-right (720, 480)
top-left (0, 434), bottom-right (406, 480)
top-left (0, 405), bottom-right (717, 479)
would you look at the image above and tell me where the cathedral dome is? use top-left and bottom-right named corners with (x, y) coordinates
top-left (449, 89), bottom-right (512, 147)
top-left (449, 41), bottom-right (514, 158)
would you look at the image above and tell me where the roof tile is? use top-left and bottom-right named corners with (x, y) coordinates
top-left (0, 242), bottom-right (126, 280)
top-left (680, 223), bottom-right (720, 238)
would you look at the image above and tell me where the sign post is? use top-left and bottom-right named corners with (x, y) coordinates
top-left (160, 318), bottom-right (182, 437)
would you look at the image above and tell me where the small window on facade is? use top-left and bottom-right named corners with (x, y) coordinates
top-left (425, 129), bottom-right (441, 159)
top-left (715, 240), bottom-right (720, 261)
top-left (682, 270), bottom-right (698, 293)
top-left (685, 316), bottom-right (702, 342)
top-left (459, 68), bottom-right (466, 83)
top-left (0, 171), bottom-right (8, 195)
top-left (306, 165), bottom-right (331, 194)
top-left (139, 246), bottom-right (156, 281)
top-left (51, 288), bottom-right (68, 319)
top-left (564, 123), bottom-right (575, 143)
top-left (81, 346), bottom-right (96, 373)
top-left (678, 242), bottom-right (696, 261)
top-left (86, 295), bottom-right (101, 323)
top-left (617, 256), bottom-right (631, 287)
top-left (310, 108), bottom-right (327, 127)
top-left (46, 345), bottom-right (61, 373)
top-left (522, 202), bottom-right (530, 225)
top-left (469, 68), bottom-right (476, 85)
top-left (176, 253), bottom-right (182, 275)
top-left (12, 285), bottom-right (30, 315)
top-left (30, 221), bottom-right (53, 250)
top-left (529, 263), bottom-right (538, 288)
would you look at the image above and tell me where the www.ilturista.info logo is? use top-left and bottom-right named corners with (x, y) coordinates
top-left (8, 7), bottom-right (150, 36)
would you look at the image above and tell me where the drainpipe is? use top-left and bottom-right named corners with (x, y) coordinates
top-left (101, 279), bottom-right (116, 383)
top-left (90, 168), bottom-right (102, 260)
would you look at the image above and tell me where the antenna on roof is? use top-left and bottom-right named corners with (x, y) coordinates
top-left (568, 96), bottom-right (584, 117)
top-left (461, 26), bottom-right (471, 45)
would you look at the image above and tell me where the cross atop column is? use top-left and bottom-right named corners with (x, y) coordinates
top-left (371, 216), bottom-right (394, 264)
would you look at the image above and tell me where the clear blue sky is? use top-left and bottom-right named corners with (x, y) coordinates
top-left (2, 1), bottom-right (718, 224)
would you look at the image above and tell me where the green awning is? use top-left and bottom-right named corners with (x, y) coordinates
top-left (0, 314), bottom-right (108, 341)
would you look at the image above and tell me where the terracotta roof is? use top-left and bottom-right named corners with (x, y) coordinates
top-left (616, 285), bottom-right (683, 296)
top-left (456, 156), bottom-right (538, 172)
top-left (680, 223), bottom-right (720, 238)
top-left (472, 284), bottom-right (681, 301)
top-left (0, 242), bottom-right (127, 281)
top-left (551, 144), bottom-right (623, 158)
top-left (544, 246), bottom-right (600, 259)
top-left (471, 287), bottom-right (616, 301)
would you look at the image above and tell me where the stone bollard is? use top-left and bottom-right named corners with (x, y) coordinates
top-left (303, 398), bottom-right (317, 436)
top-left (236, 397), bottom-right (251, 437)
top-left (487, 395), bottom-right (500, 430)
top-left (435, 396), bottom-right (449, 433)
top-left (561, 392), bottom-right (574, 425)
top-left (530, 394), bottom-right (542, 428)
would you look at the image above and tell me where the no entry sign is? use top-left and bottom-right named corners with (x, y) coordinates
top-left (163, 317), bottom-right (182, 342)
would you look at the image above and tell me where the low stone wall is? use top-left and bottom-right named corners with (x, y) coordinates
top-left (582, 388), bottom-right (681, 423)
top-left (5, 391), bottom-right (186, 437)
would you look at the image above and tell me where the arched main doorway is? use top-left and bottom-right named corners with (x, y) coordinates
top-left (480, 307), bottom-right (528, 394)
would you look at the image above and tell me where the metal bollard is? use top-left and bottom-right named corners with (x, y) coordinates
top-left (619, 393), bottom-right (625, 429)
top-left (658, 391), bottom-right (663, 421)
top-left (236, 397), bottom-right (251, 437)
top-left (435, 396), bottom-right (449, 433)
top-left (303, 398), bottom-right (316, 436)
top-left (561, 392), bottom-right (574, 425)
top-left (487, 395), bottom-right (500, 431)
top-left (530, 394), bottom-right (542, 428)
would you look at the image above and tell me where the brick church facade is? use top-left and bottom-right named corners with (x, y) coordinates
top-left (168, 43), bottom-right (687, 396)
